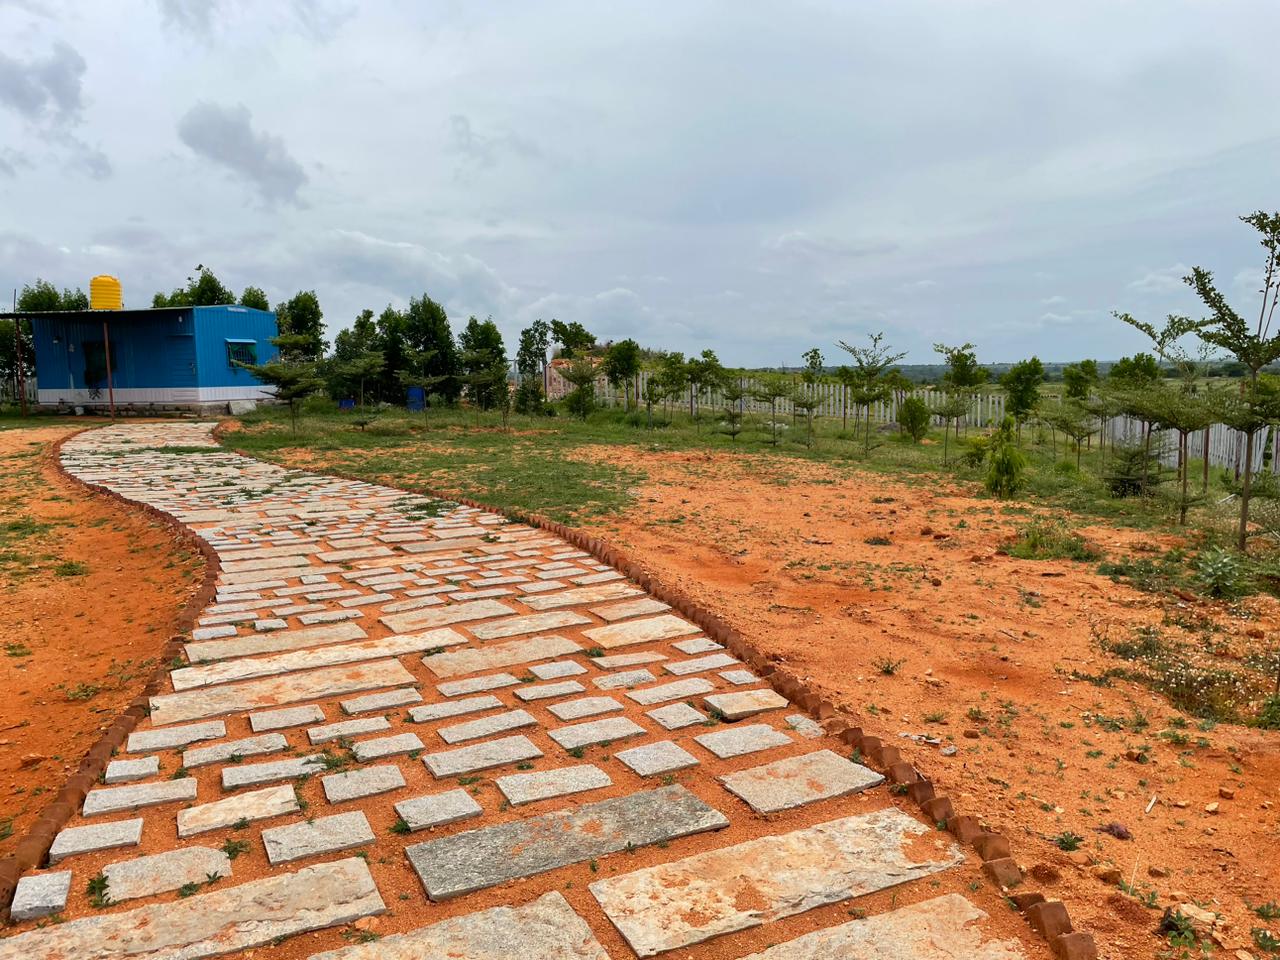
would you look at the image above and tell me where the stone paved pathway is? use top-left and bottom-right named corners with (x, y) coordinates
top-left (0, 423), bottom-right (1041, 959)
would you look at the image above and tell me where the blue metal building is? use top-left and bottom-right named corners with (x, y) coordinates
top-left (16, 305), bottom-right (279, 411)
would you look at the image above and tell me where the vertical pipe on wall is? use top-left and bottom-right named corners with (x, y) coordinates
top-left (102, 318), bottom-right (116, 420)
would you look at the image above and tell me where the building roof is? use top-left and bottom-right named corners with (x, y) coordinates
top-left (0, 305), bottom-right (273, 320)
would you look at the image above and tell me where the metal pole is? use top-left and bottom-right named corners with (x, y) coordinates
top-left (102, 318), bottom-right (116, 420)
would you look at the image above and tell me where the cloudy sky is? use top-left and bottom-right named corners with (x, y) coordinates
top-left (1, 1), bottom-right (1277, 365)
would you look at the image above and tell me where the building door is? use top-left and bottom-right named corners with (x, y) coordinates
top-left (167, 335), bottom-right (197, 387)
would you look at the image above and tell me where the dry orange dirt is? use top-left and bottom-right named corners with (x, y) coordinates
top-left (573, 445), bottom-right (1280, 960)
top-left (0, 424), bottom-right (202, 859)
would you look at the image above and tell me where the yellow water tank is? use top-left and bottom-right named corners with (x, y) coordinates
top-left (89, 275), bottom-right (123, 310)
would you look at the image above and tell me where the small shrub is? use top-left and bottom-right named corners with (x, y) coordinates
top-left (874, 656), bottom-right (905, 676)
top-left (1194, 547), bottom-right (1248, 599)
top-left (985, 417), bottom-right (1026, 497)
top-left (1104, 443), bottom-right (1163, 498)
top-left (1052, 831), bottom-right (1083, 852)
top-left (1006, 521), bottom-right (1098, 561)
top-left (959, 436), bottom-right (989, 468)
top-left (221, 838), bottom-right (250, 860)
top-left (897, 397), bottom-right (930, 443)
top-left (1257, 696), bottom-right (1280, 730)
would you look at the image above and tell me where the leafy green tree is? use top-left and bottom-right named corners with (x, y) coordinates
top-left (332, 310), bottom-right (379, 365)
top-left (719, 378), bottom-right (747, 441)
top-left (459, 316), bottom-right (507, 410)
top-left (791, 381), bottom-right (821, 447)
top-left (404, 294), bottom-right (460, 404)
top-left (560, 357), bottom-right (599, 420)
top-left (686, 349), bottom-right (725, 427)
top-left (897, 396), bottom-right (930, 443)
top-left (930, 390), bottom-right (970, 463)
top-left (641, 375), bottom-right (666, 430)
top-left (239, 286), bottom-right (270, 311)
top-left (238, 334), bottom-right (323, 433)
top-left (1185, 211), bottom-right (1280, 550)
top-left (153, 265), bottom-right (236, 307)
top-left (656, 351), bottom-right (688, 417)
top-left (550, 319), bottom-right (595, 358)
top-left (602, 338), bottom-right (642, 410)
top-left (19, 278), bottom-right (88, 311)
top-left (985, 415), bottom-right (1027, 497)
top-left (514, 320), bottom-right (551, 413)
top-left (933, 342), bottom-right (988, 390)
top-left (999, 357), bottom-right (1044, 438)
top-left (397, 349), bottom-right (448, 422)
top-left (1062, 359), bottom-right (1099, 399)
top-left (275, 290), bottom-right (326, 361)
top-left (801, 348), bottom-right (824, 383)
top-left (1040, 401), bottom-right (1098, 469)
top-left (1109, 352), bottom-right (1161, 384)
top-left (375, 305), bottom-right (409, 401)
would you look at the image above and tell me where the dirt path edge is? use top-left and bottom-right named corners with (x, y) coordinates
top-left (0, 427), bottom-right (218, 919)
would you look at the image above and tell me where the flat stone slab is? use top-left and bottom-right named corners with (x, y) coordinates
top-left (513, 679), bottom-right (585, 701)
top-left (407, 785), bottom-right (728, 900)
top-left (665, 653), bottom-right (739, 675)
top-left (341, 687), bottom-right (422, 714)
top-left (738, 893), bottom-right (1026, 960)
top-left (704, 688), bottom-right (789, 720)
top-left (10, 871), bottom-right (71, 921)
top-left (222, 755), bottom-right (324, 790)
top-left (593, 669), bottom-right (656, 690)
top-left (380, 598), bottom-right (515, 634)
top-left (323, 764), bottom-right (407, 803)
top-left (48, 818), bottom-right (144, 863)
top-left (307, 716), bottom-right (391, 745)
top-left (0, 858), bottom-right (385, 960)
top-left (438, 709), bottom-right (537, 744)
top-left (352, 732), bottom-right (424, 761)
top-left (150, 659), bottom-right (417, 725)
top-left (673, 637), bottom-right (723, 654)
top-left (589, 808), bottom-right (965, 957)
top-left (185, 621), bottom-right (368, 663)
top-left (529, 660), bottom-right (587, 680)
top-left (395, 789), bottom-right (483, 831)
top-left (647, 702), bottom-right (707, 730)
top-left (548, 696), bottom-right (622, 721)
top-left (422, 735), bottom-right (543, 778)
top-left (590, 597), bottom-right (670, 622)
top-left (306, 890), bottom-right (610, 960)
top-left (409, 695), bottom-right (503, 723)
top-left (720, 749), bottom-right (884, 812)
top-left (178, 784), bottom-right (300, 837)
top-left (592, 650), bottom-right (668, 669)
top-left (183, 733), bottom-right (288, 768)
top-left (262, 811), bottom-right (375, 865)
top-left (626, 677), bottom-right (715, 705)
top-left (104, 756), bottom-right (159, 784)
top-left (83, 778), bottom-right (197, 817)
top-left (250, 704), bottom-right (325, 732)
top-left (172, 629), bottom-right (465, 690)
top-left (437, 673), bottom-right (519, 697)
top-left (102, 846), bottom-right (231, 902)
top-left (127, 720), bottom-right (226, 754)
top-left (720, 669), bottom-right (759, 685)
top-left (495, 764), bottom-right (611, 805)
top-left (785, 714), bottom-right (824, 738)
top-left (469, 611), bottom-right (592, 640)
top-left (615, 740), bottom-right (700, 777)
top-left (548, 716), bottom-right (646, 750)
top-left (583, 614), bottom-right (700, 649)
top-left (520, 582), bottom-right (641, 609)
top-left (695, 723), bottom-right (793, 759)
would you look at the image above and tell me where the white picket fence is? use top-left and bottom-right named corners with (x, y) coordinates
top-left (1103, 415), bottom-right (1276, 475)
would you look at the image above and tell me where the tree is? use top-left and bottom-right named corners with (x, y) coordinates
top-left (332, 310), bottom-right (380, 365)
top-left (18, 278), bottom-right (86, 312)
top-left (276, 290), bottom-right (326, 361)
top-left (458, 316), bottom-right (507, 410)
top-left (515, 320), bottom-right (551, 413)
top-left (339, 351), bottom-right (385, 409)
top-left (930, 390), bottom-right (970, 464)
top-left (560, 357), bottom-right (599, 420)
top-left (1109, 352), bottom-right (1161, 384)
top-left (602, 338), bottom-right (642, 410)
top-left (549, 319), bottom-right (595, 358)
top-left (986, 415), bottom-right (1026, 497)
top-left (239, 286), bottom-right (270, 311)
top-left (656, 351), bottom-right (688, 418)
top-left (641, 375), bottom-right (666, 430)
top-left (153, 265), bottom-right (236, 307)
top-left (720, 378), bottom-right (747, 441)
top-left (1185, 211), bottom-right (1280, 551)
top-left (1062, 359), bottom-right (1099, 400)
top-left (837, 332), bottom-right (906, 455)
top-left (1040, 401), bottom-right (1098, 469)
top-left (751, 374), bottom-right (791, 446)
top-left (934, 342), bottom-right (988, 390)
top-left (686, 349), bottom-right (725, 428)
top-left (375, 305), bottom-right (409, 401)
top-left (403, 294), bottom-right (460, 404)
top-left (791, 381), bottom-right (821, 447)
top-left (238, 335), bottom-right (322, 433)
top-left (999, 357), bottom-right (1044, 438)
top-left (397, 349), bottom-right (449, 423)
top-left (897, 395), bottom-right (930, 443)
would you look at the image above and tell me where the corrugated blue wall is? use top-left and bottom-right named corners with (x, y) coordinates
top-left (32, 309), bottom-right (195, 390)
top-left (191, 306), bottom-right (279, 387)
